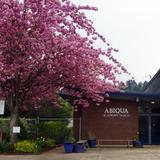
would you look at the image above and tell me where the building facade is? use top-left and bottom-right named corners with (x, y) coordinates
top-left (74, 98), bottom-right (138, 145)
top-left (73, 70), bottom-right (160, 145)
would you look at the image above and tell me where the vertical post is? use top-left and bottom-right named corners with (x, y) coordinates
top-left (36, 107), bottom-right (40, 138)
top-left (148, 106), bottom-right (151, 144)
top-left (37, 116), bottom-right (40, 124)
top-left (148, 116), bottom-right (151, 144)
top-left (79, 117), bottom-right (82, 140)
top-left (127, 140), bottom-right (130, 147)
top-left (0, 132), bottom-right (2, 142)
top-left (36, 117), bottom-right (40, 138)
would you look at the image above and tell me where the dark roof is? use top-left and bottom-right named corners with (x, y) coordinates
top-left (60, 70), bottom-right (160, 103)
top-left (60, 90), bottom-right (160, 103)
top-left (107, 91), bottom-right (160, 101)
top-left (144, 69), bottom-right (160, 93)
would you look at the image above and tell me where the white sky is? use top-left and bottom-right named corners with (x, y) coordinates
top-left (73, 0), bottom-right (160, 82)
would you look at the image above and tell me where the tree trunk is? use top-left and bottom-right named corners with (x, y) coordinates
top-left (10, 105), bottom-right (19, 145)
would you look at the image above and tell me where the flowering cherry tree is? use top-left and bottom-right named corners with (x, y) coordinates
top-left (0, 0), bottom-right (127, 144)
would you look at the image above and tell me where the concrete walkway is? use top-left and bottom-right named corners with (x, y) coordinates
top-left (1, 146), bottom-right (160, 160)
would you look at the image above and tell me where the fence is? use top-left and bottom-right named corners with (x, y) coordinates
top-left (0, 117), bottom-right (82, 143)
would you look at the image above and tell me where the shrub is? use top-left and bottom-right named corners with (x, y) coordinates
top-left (0, 118), bottom-right (33, 141)
top-left (45, 139), bottom-right (56, 148)
top-left (0, 119), bottom-right (10, 141)
top-left (35, 137), bottom-right (46, 149)
top-left (0, 141), bottom-right (10, 153)
top-left (64, 136), bottom-right (75, 143)
top-left (18, 118), bottom-right (32, 140)
top-left (36, 121), bottom-right (72, 144)
top-left (14, 140), bottom-right (39, 153)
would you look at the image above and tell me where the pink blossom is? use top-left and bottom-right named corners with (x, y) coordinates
top-left (0, 0), bottom-right (128, 109)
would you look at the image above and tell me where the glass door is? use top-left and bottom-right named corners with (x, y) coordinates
top-left (139, 116), bottom-right (149, 144)
top-left (151, 116), bottom-right (160, 144)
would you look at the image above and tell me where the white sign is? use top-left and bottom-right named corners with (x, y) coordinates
top-left (0, 100), bottom-right (5, 115)
top-left (13, 126), bottom-right (20, 133)
top-left (103, 107), bottom-right (130, 118)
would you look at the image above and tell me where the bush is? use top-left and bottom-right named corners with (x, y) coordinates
top-left (35, 137), bottom-right (56, 148)
top-left (0, 119), bottom-right (10, 141)
top-left (45, 139), bottom-right (56, 148)
top-left (0, 118), bottom-right (32, 141)
top-left (14, 140), bottom-right (39, 153)
top-left (36, 121), bottom-right (72, 144)
top-left (0, 141), bottom-right (10, 153)
top-left (18, 118), bottom-right (32, 140)
top-left (35, 137), bottom-right (46, 149)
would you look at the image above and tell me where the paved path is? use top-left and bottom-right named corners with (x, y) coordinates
top-left (1, 146), bottom-right (160, 160)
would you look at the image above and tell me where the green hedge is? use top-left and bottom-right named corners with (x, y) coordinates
top-left (14, 140), bottom-right (39, 153)
top-left (0, 118), bottom-right (32, 141)
top-left (0, 119), bottom-right (10, 141)
top-left (0, 141), bottom-right (10, 153)
top-left (14, 138), bottom-right (56, 153)
top-left (45, 138), bottom-right (56, 148)
top-left (36, 121), bottom-right (72, 144)
top-left (0, 118), bottom-right (72, 147)
top-left (18, 118), bottom-right (32, 140)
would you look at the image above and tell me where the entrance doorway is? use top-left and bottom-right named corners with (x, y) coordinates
top-left (139, 115), bottom-right (160, 144)
top-left (151, 116), bottom-right (160, 144)
top-left (139, 116), bottom-right (149, 144)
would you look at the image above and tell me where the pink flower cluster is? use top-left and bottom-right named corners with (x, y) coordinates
top-left (0, 0), bottom-right (127, 109)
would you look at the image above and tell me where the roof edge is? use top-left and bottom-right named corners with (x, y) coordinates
top-left (144, 69), bottom-right (160, 91)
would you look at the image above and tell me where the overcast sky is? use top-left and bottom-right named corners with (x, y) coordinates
top-left (73, 0), bottom-right (160, 82)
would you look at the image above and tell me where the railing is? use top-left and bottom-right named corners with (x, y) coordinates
top-left (97, 139), bottom-right (132, 147)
